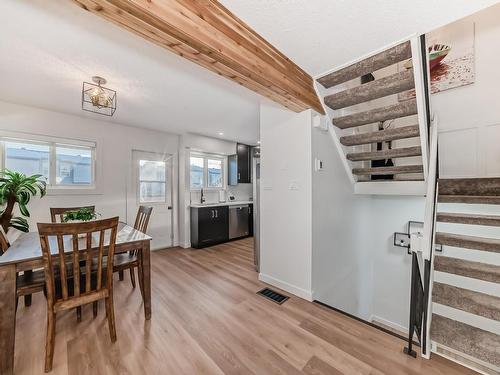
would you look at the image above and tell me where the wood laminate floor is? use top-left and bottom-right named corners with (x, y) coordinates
top-left (14, 237), bottom-right (476, 374)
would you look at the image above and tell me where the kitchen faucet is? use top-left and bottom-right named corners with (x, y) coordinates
top-left (200, 188), bottom-right (206, 204)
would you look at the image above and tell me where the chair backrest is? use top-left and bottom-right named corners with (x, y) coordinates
top-left (37, 217), bottom-right (119, 312)
top-left (50, 206), bottom-right (96, 223)
top-left (134, 206), bottom-right (153, 234)
top-left (0, 227), bottom-right (10, 255)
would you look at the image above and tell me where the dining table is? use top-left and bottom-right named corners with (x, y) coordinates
top-left (0, 222), bottom-right (152, 375)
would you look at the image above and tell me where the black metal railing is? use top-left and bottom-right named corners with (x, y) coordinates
top-left (404, 252), bottom-right (425, 357)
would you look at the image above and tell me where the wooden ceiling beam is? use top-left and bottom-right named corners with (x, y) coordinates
top-left (71, 0), bottom-right (324, 114)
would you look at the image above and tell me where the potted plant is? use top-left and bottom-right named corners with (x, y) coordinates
top-left (0, 169), bottom-right (47, 233)
top-left (63, 207), bottom-right (100, 223)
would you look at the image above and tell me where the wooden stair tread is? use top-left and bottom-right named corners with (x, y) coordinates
top-left (439, 178), bottom-right (500, 196)
top-left (431, 314), bottom-right (500, 368)
top-left (333, 99), bottom-right (417, 129)
top-left (437, 212), bottom-right (500, 226)
top-left (434, 256), bottom-right (500, 284)
top-left (346, 146), bottom-right (421, 161)
top-left (339, 125), bottom-right (419, 146)
top-left (324, 69), bottom-right (415, 110)
top-left (438, 195), bottom-right (500, 205)
top-left (433, 282), bottom-right (500, 322)
top-left (317, 41), bottom-right (412, 88)
top-left (352, 165), bottom-right (423, 176)
top-left (435, 232), bottom-right (500, 253)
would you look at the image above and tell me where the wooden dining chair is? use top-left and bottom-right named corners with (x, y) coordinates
top-left (50, 206), bottom-right (97, 320)
top-left (0, 228), bottom-right (45, 309)
top-left (50, 206), bottom-right (96, 223)
top-left (115, 206), bottom-right (153, 296)
top-left (37, 217), bottom-right (119, 372)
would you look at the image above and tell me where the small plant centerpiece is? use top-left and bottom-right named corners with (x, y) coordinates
top-left (63, 208), bottom-right (100, 238)
top-left (0, 169), bottom-right (47, 233)
top-left (63, 207), bottom-right (100, 223)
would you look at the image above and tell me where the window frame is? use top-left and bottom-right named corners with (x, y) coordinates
top-left (0, 132), bottom-right (97, 193)
top-left (189, 152), bottom-right (226, 191)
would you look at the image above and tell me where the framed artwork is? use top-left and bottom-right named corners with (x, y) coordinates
top-left (399, 18), bottom-right (475, 100)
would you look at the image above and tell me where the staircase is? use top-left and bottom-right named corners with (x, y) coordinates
top-left (315, 37), bottom-right (430, 193)
top-left (430, 178), bottom-right (500, 374)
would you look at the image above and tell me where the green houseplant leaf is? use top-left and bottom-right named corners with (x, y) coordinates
top-left (0, 169), bottom-right (47, 233)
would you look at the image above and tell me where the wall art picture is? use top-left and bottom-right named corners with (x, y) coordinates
top-left (399, 18), bottom-right (475, 100)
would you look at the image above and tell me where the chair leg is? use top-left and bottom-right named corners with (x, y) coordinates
top-left (45, 311), bottom-right (56, 373)
top-left (129, 268), bottom-right (136, 289)
top-left (76, 306), bottom-right (82, 322)
top-left (24, 294), bottom-right (32, 307)
top-left (105, 296), bottom-right (117, 342)
top-left (118, 270), bottom-right (124, 281)
top-left (137, 263), bottom-right (144, 301)
top-left (93, 301), bottom-right (98, 318)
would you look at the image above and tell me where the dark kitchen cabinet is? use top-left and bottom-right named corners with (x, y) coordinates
top-left (190, 206), bottom-right (229, 248)
top-left (237, 143), bottom-right (251, 183)
top-left (228, 144), bottom-right (252, 185)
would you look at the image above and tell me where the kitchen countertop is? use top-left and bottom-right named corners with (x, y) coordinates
top-left (190, 200), bottom-right (253, 208)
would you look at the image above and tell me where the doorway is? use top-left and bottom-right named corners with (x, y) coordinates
top-left (128, 150), bottom-right (173, 249)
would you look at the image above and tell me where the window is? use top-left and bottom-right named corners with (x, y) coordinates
top-left (207, 159), bottom-right (222, 187)
top-left (139, 160), bottom-right (166, 203)
top-left (190, 153), bottom-right (225, 190)
top-left (190, 156), bottom-right (204, 189)
top-left (5, 141), bottom-right (50, 180)
top-left (1, 136), bottom-right (96, 189)
top-left (55, 145), bottom-right (93, 185)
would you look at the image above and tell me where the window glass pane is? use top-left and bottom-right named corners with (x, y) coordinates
top-left (190, 156), bottom-right (204, 189)
top-left (207, 159), bottom-right (222, 187)
top-left (139, 160), bottom-right (166, 181)
top-left (56, 146), bottom-right (92, 185)
top-left (5, 141), bottom-right (49, 179)
top-left (140, 182), bottom-right (165, 203)
top-left (139, 160), bottom-right (166, 203)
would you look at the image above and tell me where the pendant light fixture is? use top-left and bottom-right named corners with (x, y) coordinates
top-left (82, 76), bottom-right (116, 116)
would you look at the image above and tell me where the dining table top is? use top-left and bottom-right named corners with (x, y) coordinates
top-left (0, 222), bottom-right (152, 266)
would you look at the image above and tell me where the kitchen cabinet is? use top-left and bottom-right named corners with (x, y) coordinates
top-left (190, 206), bottom-right (228, 248)
top-left (228, 144), bottom-right (251, 185)
top-left (190, 203), bottom-right (253, 248)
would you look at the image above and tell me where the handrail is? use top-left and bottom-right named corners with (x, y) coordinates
top-left (421, 120), bottom-right (438, 262)
top-left (421, 118), bottom-right (439, 358)
top-left (404, 117), bottom-right (438, 359)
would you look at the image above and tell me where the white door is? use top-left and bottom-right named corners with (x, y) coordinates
top-left (128, 150), bottom-right (173, 249)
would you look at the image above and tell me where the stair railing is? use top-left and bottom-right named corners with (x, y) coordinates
top-left (404, 117), bottom-right (439, 358)
top-left (421, 117), bottom-right (439, 358)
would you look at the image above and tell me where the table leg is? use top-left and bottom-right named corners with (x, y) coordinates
top-left (0, 264), bottom-right (17, 375)
top-left (141, 240), bottom-right (152, 320)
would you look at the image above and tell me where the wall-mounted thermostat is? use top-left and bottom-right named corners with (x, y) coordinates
top-left (314, 158), bottom-right (324, 172)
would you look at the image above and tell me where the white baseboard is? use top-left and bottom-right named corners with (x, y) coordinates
top-left (369, 314), bottom-right (409, 335)
top-left (258, 273), bottom-right (313, 301)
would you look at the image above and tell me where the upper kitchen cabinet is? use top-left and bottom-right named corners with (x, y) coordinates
top-left (228, 143), bottom-right (251, 185)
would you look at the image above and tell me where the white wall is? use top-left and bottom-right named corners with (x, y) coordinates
top-left (178, 133), bottom-right (253, 248)
top-left (0, 100), bottom-right (179, 250)
top-left (433, 4), bottom-right (500, 178)
top-left (259, 102), bottom-right (313, 300)
top-left (311, 126), bottom-right (374, 318)
top-left (311, 124), bottom-right (426, 328)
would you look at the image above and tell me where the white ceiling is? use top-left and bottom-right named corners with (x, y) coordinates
top-left (220, 0), bottom-right (499, 77)
top-left (0, 1), bottom-right (498, 145)
top-left (0, 0), bottom-right (262, 144)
